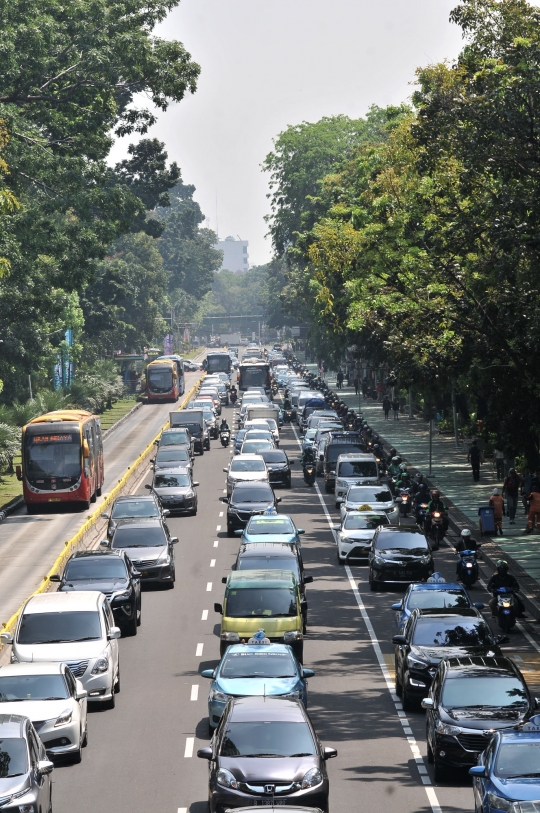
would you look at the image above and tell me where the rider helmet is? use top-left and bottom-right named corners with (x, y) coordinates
top-left (431, 489), bottom-right (440, 500)
top-left (392, 456), bottom-right (400, 464)
top-left (399, 463), bottom-right (407, 472)
top-left (496, 559), bottom-right (509, 575)
top-left (460, 528), bottom-right (472, 539)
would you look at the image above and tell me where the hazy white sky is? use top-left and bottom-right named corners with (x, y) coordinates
top-left (111, 1), bottom-right (465, 266)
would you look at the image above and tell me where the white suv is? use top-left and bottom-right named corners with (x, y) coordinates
top-left (1, 591), bottom-right (120, 709)
top-left (334, 453), bottom-right (379, 508)
top-left (224, 453), bottom-right (269, 496)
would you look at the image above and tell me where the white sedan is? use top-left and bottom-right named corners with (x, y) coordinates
top-left (0, 661), bottom-right (88, 762)
top-left (340, 484), bottom-right (399, 523)
top-left (333, 510), bottom-right (390, 565)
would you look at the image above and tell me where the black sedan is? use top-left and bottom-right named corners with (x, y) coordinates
top-left (423, 656), bottom-right (535, 781)
top-left (223, 483), bottom-right (281, 537)
top-left (368, 527), bottom-right (434, 590)
top-left (101, 518), bottom-right (178, 588)
top-left (259, 449), bottom-right (294, 488)
top-left (147, 467), bottom-right (199, 515)
top-left (101, 494), bottom-right (166, 540)
top-left (393, 608), bottom-right (505, 710)
top-left (197, 696), bottom-right (337, 813)
top-left (52, 550), bottom-right (142, 635)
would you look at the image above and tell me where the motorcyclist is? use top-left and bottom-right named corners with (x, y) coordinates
top-left (411, 472), bottom-right (425, 495)
top-left (487, 560), bottom-right (525, 617)
top-left (388, 456), bottom-right (401, 479)
top-left (425, 489), bottom-right (449, 538)
top-left (387, 447), bottom-right (398, 465)
top-left (454, 528), bottom-right (479, 575)
top-left (283, 395), bottom-right (292, 411)
top-left (395, 464), bottom-right (412, 490)
top-left (220, 418), bottom-right (230, 433)
top-left (300, 446), bottom-right (316, 467)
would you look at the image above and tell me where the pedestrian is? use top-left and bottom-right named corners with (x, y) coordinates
top-left (526, 484), bottom-right (540, 534)
top-left (376, 381), bottom-right (383, 401)
top-left (522, 468), bottom-right (532, 514)
top-left (467, 439), bottom-right (482, 482)
top-left (383, 396), bottom-right (391, 421)
top-left (503, 468), bottom-right (520, 525)
top-left (353, 376), bottom-right (359, 396)
top-left (336, 369), bottom-right (344, 390)
top-left (489, 488), bottom-right (505, 536)
top-left (493, 447), bottom-right (505, 480)
top-left (392, 396), bottom-right (400, 420)
top-left (362, 377), bottom-right (368, 397)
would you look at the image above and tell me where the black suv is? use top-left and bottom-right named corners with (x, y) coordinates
top-left (101, 518), bottom-right (178, 587)
top-left (368, 527), bottom-right (433, 590)
top-left (223, 482), bottom-right (281, 536)
top-left (52, 550), bottom-right (142, 635)
top-left (101, 494), bottom-right (167, 541)
top-left (259, 448), bottom-right (293, 488)
top-left (423, 655), bottom-right (535, 781)
top-left (393, 608), bottom-right (504, 710)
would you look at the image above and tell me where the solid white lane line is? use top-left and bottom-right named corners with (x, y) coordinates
top-left (196, 643), bottom-right (204, 656)
top-left (190, 685), bottom-right (199, 701)
top-left (201, 610), bottom-right (208, 620)
top-left (184, 738), bottom-right (194, 758)
top-left (210, 559), bottom-right (216, 567)
top-left (216, 525), bottom-right (221, 531)
top-left (206, 582), bottom-right (212, 591)
top-left (214, 540), bottom-right (219, 548)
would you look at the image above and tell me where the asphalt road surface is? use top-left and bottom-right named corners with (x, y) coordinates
top-left (0, 368), bottom-right (201, 628)
top-left (50, 398), bottom-right (540, 813)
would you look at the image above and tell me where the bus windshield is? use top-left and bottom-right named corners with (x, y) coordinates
top-left (25, 432), bottom-right (81, 478)
top-left (207, 354), bottom-right (231, 374)
top-left (239, 366), bottom-right (269, 390)
top-left (147, 365), bottom-right (173, 393)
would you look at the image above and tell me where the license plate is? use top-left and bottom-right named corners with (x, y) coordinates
top-left (252, 800), bottom-right (287, 806)
top-left (48, 497), bottom-right (61, 502)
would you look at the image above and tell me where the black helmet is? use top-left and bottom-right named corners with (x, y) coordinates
top-left (496, 559), bottom-right (509, 575)
top-left (431, 489), bottom-right (440, 500)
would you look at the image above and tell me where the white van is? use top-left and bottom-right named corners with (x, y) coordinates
top-left (334, 453), bottom-right (380, 508)
top-left (1, 591), bottom-right (120, 709)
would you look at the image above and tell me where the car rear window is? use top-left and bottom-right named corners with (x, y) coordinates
top-left (226, 587), bottom-right (297, 618)
top-left (156, 449), bottom-right (189, 462)
top-left (261, 451), bottom-right (287, 463)
top-left (112, 526), bottom-right (167, 548)
top-left (338, 461), bottom-right (378, 478)
top-left (246, 517), bottom-right (294, 534)
top-left (407, 590), bottom-right (470, 611)
top-left (412, 618), bottom-right (492, 647)
top-left (343, 514), bottom-right (388, 530)
top-left (220, 722), bottom-right (315, 757)
top-left (348, 487), bottom-right (391, 503)
top-left (230, 459), bottom-right (266, 472)
top-left (232, 485), bottom-right (274, 502)
top-left (64, 557), bottom-right (128, 580)
top-left (237, 557), bottom-right (300, 580)
top-left (221, 650), bottom-right (297, 678)
top-left (111, 500), bottom-right (159, 519)
top-left (374, 533), bottom-right (429, 552)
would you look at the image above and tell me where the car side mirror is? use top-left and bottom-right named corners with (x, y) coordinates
top-left (535, 697), bottom-right (540, 709)
top-left (171, 537), bottom-right (179, 544)
top-left (332, 525), bottom-right (340, 531)
top-left (323, 746), bottom-right (338, 760)
top-left (37, 759), bottom-right (54, 775)
top-left (108, 626), bottom-right (121, 640)
top-left (392, 635), bottom-right (407, 645)
top-left (132, 570), bottom-right (142, 579)
top-left (221, 576), bottom-right (227, 584)
top-left (469, 766), bottom-right (486, 777)
top-left (154, 440), bottom-right (159, 445)
top-left (0, 631), bottom-right (13, 644)
top-left (193, 482), bottom-right (199, 487)
top-left (220, 497), bottom-right (228, 503)
top-left (100, 540), bottom-right (110, 548)
top-left (201, 669), bottom-right (215, 679)
top-left (223, 468), bottom-right (229, 473)
top-left (303, 575), bottom-right (314, 585)
top-left (234, 529), bottom-right (243, 536)
top-left (496, 634), bottom-right (510, 645)
top-left (474, 602), bottom-right (485, 610)
top-left (391, 602), bottom-right (402, 611)
top-left (297, 529), bottom-right (305, 535)
top-left (336, 497), bottom-right (343, 504)
top-left (197, 747), bottom-right (213, 760)
top-left (275, 498), bottom-right (282, 503)
top-left (302, 668), bottom-right (315, 678)
top-left (76, 688), bottom-right (88, 700)
top-left (49, 574), bottom-right (61, 583)
top-left (144, 484), bottom-right (152, 490)
top-left (101, 512), bottom-right (110, 519)
top-left (149, 458), bottom-right (155, 464)
top-left (421, 698), bottom-right (434, 710)
top-left (214, 603), bottom-right (223, 614)
top-left (163, 509), bottom-right (171, 517)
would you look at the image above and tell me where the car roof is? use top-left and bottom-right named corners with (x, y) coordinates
top-left (227, 569), bottom-right (297, 588)
top-left (224, 643), bottom-right (294, 656)
top-left (156, 445), bottom-right (190, 452)
top-left (377, 527), bottom-right (424, 535)
top-left (0, 661), bottom-right (66, 677)
top-left (232, 481), bottom-right (272, 489)
top-left (444, 656), bottom-right (521, 676)
top-left (338, 453), bottom-right (377, 461)
top-left (162, 427), bottom-right (190, 433)
top-left (498, 731), bottom-right (540, 744)
top-left (232, 807), bottom-right (323, 813)
top-left (0, 714), bottom-right (27, 737)
top-left (229, 696), bottom-right (306, 722)
top-left (24, 590), bottom-right (104, 613)
top-left (69, 550), bottom-right (125, 560)
top-left (113, 494), bottom-right (156, 503)
top-left (238, 543), bottom-right (297, 559)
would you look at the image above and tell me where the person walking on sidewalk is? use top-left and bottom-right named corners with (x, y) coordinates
top-left (493, 447), bottom-right (505, 480)
top-left (336, 369), bottom-right (344, 390)
top-left (468, 440), bottom-right (482, 481)
top-left (489, 488), bottom-right (505, 536)
top-left (525, 483), bottom-right (540, 534)
top-left (353, 376), bottom-right (359, 396)
top-left (382, 395), bottom-right (391, 420)
top-left (392, 396), bottom-right (400, 420)
top-left (503, 468), bottom-right (520, 525)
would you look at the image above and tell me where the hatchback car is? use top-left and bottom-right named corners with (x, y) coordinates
top-left (423, 656), bottom-right (535, 780)
top-left (240, 439), bottom-right (274, 456)
top-left (151, 445), bottom-right (192, 473)
top-left (197, 696), bottom-right (337, 813)
top-left (238, 514), bottom-right (305, 548)
top-left (225, 454), bottom-right (269, 496)
top-left (101, 493), bottom-right (165, 540)
top-left (224, 482), bottom-right (280, 536)
top-left (333, 511), bottom-right (389, 565)
top-left (102, 517), bottom-right (178, 587)
top-left (53, 549), bottom-right (142, 635)
top-left (0, 714), bottom-right (53, 812)
top-left (148, 467), bottom-right (199, 515)
top-left (201, 643), bottom-right (314, 729)
top-left (391, 582), bottom-right (484, 632)
top-left (259, 449), bottom-right (293, 488)
top-left (0, 662), bottom-right (88, 762)
top-left (156, 427), bottom-right (195, 458)
top-left (340, 484), bottom-right (397, 522)
top-left (368, 527), bottom-right (434, 590)
top-left (470, 729), bottom-right (540, 813)
top-left (393, 608), bottom-right (504, 710)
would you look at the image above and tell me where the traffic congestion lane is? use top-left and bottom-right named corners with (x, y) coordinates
top-left (0, 370), bottom-right (201, 628)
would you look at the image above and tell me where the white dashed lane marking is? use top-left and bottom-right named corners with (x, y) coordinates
top-left (190, 685), bottom-right (199, 701)
top-left (184, 738), bottom-right (194, 758)
top-left (201, 610), bottom-right (208, 620)
top-left (210, 559), bottom-right (216, 567)
top-left (195, 643), bottom-right (204, 656)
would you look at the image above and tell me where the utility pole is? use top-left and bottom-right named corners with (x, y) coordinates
top-left (428, 400), bottom-right (433, 475)
top-left (451, 386), bottom-right (459, 449)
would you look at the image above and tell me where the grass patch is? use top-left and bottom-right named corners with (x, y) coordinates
top-left (99, 396), bottom-right (138, 430)
top-left (0, 454), bottom-right (23, 509)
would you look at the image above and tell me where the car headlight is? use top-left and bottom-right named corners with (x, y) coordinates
top-left (282, 690), bottom-right (300, 699)
top-left (407, 655), bottom-right (429, 670)
top-left (373, 555), bottom-right (386, 566)
top-left (220, 632), bottom-right (240, 642)
top-left (339, 535), bottom-right (351, 545)
top-left (420, 555), bottom-right (432, 564)
top-left (112, 588), bottom-right (132, 601)
top-left (18, 805), bottom-right (35, 813)
top-left (217, 767), bottom-right (238, 788)
top-left (91, 654), bottom-right (109, 675)
top-left (301, 767), bottom-right (323, 789)
top-left (210, 688), bottom-right (228, 702)
top-left (158, 551), bottom-right (171, 565)
top-left (435, 719), bottom-right (462, 735)
top-left (54, 709), bottom-right (73, 727)
top-left (336, 479), bottom-right (347, 488)
top-left (283, 631), bottom-right (302, 642)
top-left (487, 794), bottom-right (514, 812)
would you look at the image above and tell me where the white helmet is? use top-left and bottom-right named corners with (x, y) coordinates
top-left (461, 528), bottom-right (472, 539)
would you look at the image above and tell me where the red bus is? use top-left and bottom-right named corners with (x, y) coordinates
top-left (145, 358), bottom-right (181, 402)
top-left (18, 410), bottom-right (104, 512)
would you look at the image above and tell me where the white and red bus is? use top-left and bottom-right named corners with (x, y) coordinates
top-left (145, 358), bottom-right (181, 402)
top-left (18, 410), bottom-right (104, 512)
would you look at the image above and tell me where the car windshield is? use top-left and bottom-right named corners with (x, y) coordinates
top-left (230, 459), bottom-right (266, 473)
top-left (111, 500), bottom-right (159, 519)
top-left (156, 449), bottom-right (189, 462)
top-left (64, 557), bottom-right (128, 580)
top-left (442, 676), bottom-right (528, 709)
top-left (246, 517), bottom-right (295, 535)
top-left (327, 443), bottom-right (363, 463)
top-left (237, 557), bottom-right (300, 580)
top-left (0, 738), bottom-right (28, 777)
top-left (221, 650), bottom-right (297, 679)
top-left (241, 442), bottom-right (273, 454)
top-left (412, 619), bottom-right (492, 647)
top-left (154, 473), bottom-right (191, 488)
top-left (348, 487), bottom-right (391, 503)
top-left (160, 432), bottom-right (190, 446)
top-left (112, 526), bottom-right (166, 548)
top-left (261, 452), bottom-right (287, 464)
top-left (496, 742), bottom-right (540, 778)
top-left (220, 721), bottom-right (315, 757)
top-left (374, 533), bottom-right (428, 552)
top-left (343, 514), bottom-right (389, 530)
top-left (0, 674), bottom-right (69, 702)
top-left (338, 461), bottom-right (378, 478)
top-left (18, 611), bottom-right (102, 644)
top-left (225, 587), bottom-right (297, 618)
top-left (407, 590), bottom-right (470, 611)
top-left (304, 430), bottom-right (318, 440)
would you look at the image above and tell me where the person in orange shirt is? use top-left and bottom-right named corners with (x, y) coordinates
top-left (489, 488), bottom-right (505, 536)
top-left (526, 485), bottom-right (540, 533)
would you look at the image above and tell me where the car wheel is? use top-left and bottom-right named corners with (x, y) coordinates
top-left (395, 665), bottom-right (403, 697)
top-left (426, 738), bottom-right (434, 764)
top-left (433, 757), bottom-right (446, 783)
top-left (335, 502), bottom-right (340, 509)
top-left (337, 550), bottom-right (344, 565)
top-left (136, 604), bottom-right (141, 627)
top-left (104, 690), bottom-right (115, 710)
top-left (82, 722), bottom-right (88, 748)
top-left (27, 504), bottom-right (38, 515)
top-left (71, 730), bottom-right (83, 764)
top-left (286, 477), bottom-right (292, 489)
top-left (325, 482), bottom-right (332, 494)
top-left (227, 525), bottom-right (236, 538)
top-left (90, 491), bottom-right (97, 503)
top-left (402, 684), bottom-right (415, 712)
top-left (369, 572), bottom-right (378, 591)
top-left (125, 615), bottom-right (137, 636)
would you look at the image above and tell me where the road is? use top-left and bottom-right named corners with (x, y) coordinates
top-left (0, 369), bottom-right (201, 629)
top-left (49, 395), bottom-right (540, 813)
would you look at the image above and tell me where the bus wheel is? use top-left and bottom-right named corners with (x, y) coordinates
top-left (90, 491), bottom-right (97, 503)
top-left (27, 505), bottom-right (37, 515)
top-left (96, 487), bottom-right (102, 497)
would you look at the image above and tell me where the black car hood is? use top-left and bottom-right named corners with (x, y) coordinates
top-left (442, 706), bottom-right (528, 727)
top-left (230, 500), bottom-right (274, 512)
top-left (411, 645), bottom-right (498, 665)
top-left (61, 578), bottom-right (129, 593)
top-left (220, 755), bottom-right (317, 783)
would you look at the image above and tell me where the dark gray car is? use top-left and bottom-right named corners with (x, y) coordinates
top-left (0, 714), bottom-right (54, 812)
top-left (151, 445), bottom-right (193, 473)
top-left (156, 427), bottom-right (195, 459)
top-left (101, 518), bottom-right (178, 588)
top-left (197, 696), bottom-right (336, 813)
top-left (101, 494), bottom-right (167, 541)
top-left (147, 467), bottom-right (199, 515)
top-left (223, 482), bottom-right (281, 537)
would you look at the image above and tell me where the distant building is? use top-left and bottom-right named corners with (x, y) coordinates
top-left (216, 236), bottom-right (249, 273)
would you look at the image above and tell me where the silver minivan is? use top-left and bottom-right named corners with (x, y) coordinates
top-left (334, 453), bottom-right (380, 507)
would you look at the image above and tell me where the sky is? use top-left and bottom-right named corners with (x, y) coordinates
top-left (110, 0), bottom-right (465, 266)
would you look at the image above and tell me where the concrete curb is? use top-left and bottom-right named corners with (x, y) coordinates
top-left (102, 401), bottom-right (143, 442)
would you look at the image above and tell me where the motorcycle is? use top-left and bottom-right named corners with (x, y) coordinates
top-left (428, 510), bottom-right (445, 550)
top-left (283, 408), bottom-right (296, 424)
top-left (397, 488), bottom-right (412, 517)
top-left (303, 462), bottom-right (316, 486)
top-left (495, 587), bottom-right (517, 632)
top-left (457, 549), bottom-right (479, 588)
top-left (415, 501), bottom-right (429, 529)
top-left (220, 430), bottom-right (231, 447)
top-left (229, 390), bottom-right (237, 405)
